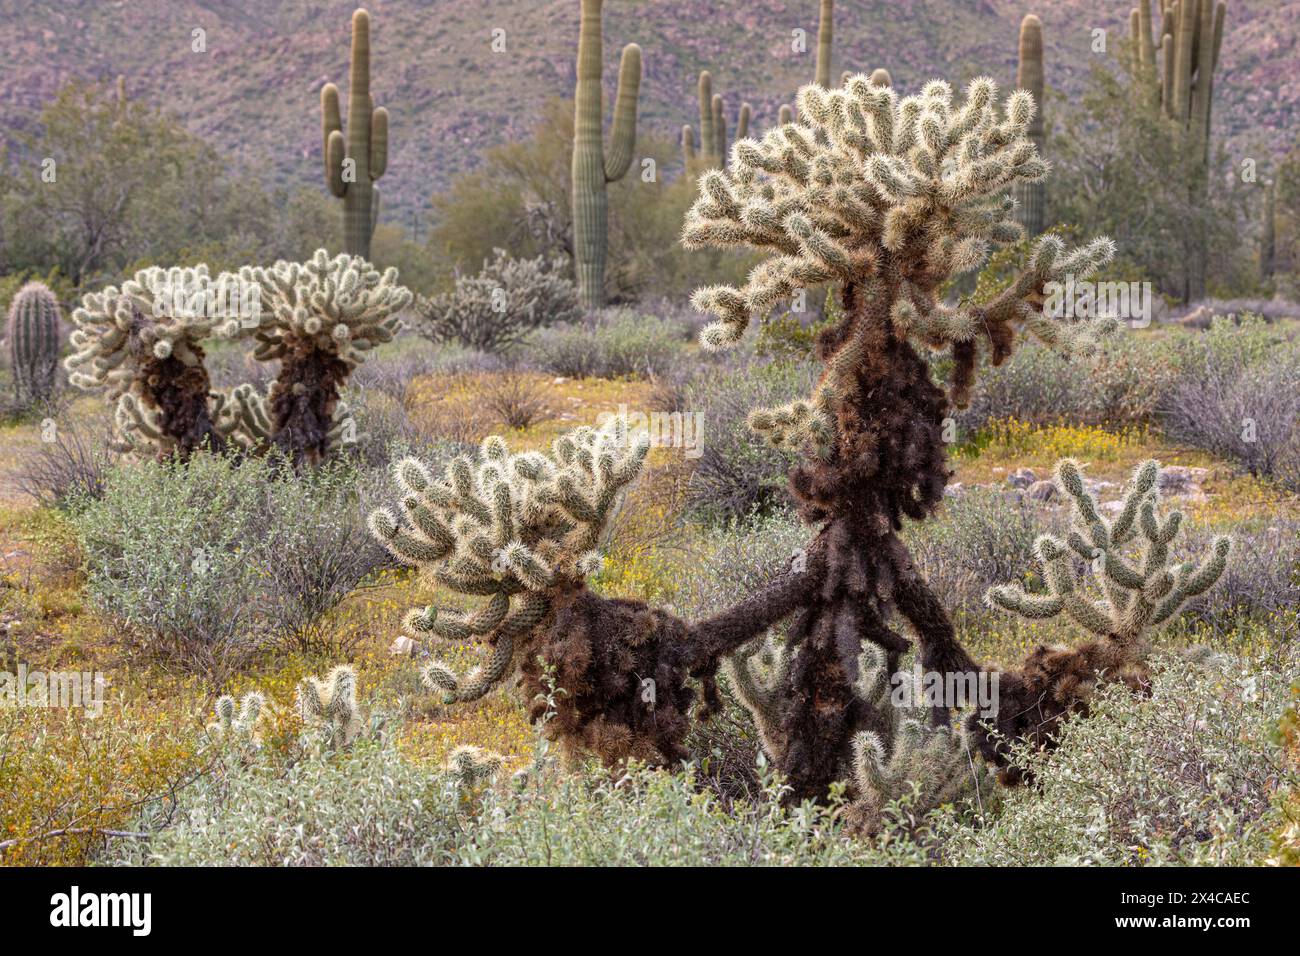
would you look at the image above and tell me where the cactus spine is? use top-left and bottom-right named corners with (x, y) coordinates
top-left (321, 8), bottom-right (389, 260)
top-left (1013, 15), bottom-right (1046, 237)
top-left (5, 281), bottom-right (61, 406)
top-left (682, 71), bottom-right (751, 170)
top-left (571, 0), bottom-right (641, 309)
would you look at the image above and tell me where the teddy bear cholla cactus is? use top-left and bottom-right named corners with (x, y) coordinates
top-left (968, 459), bottom-right (1231, 782)
top-left (685, 75), bottom-right (1117, 435)
top-left (205, 691), bottom-right (266, 742)
top-left (251, 249), bottom-right (410, 464)
top-left (296, 664), bottom-right (364, 749)
top-left (729, 636), bottom-right (989, 833)
top-left (679, 74), bottom-right (1120, 803)
top-left (371, 418), bottom-right (703, 765)
top-left (66, 264), bottom-right (253, 458)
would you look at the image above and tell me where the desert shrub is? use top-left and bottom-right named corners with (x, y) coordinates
top-left (949, 331), bottom-right (1177, 435)
top-left (247, 461), bottom-right (387, 651)
top-left (349, 340), bottom-right (500, 399)
top-left (456, 760), bottom-right (876, 866)
top-left (904, 488), bottom-right (1049, 618)
top-left (71, 454), bottom-right (273, 674)
top-left (129, 737), bottom-right (465, 866)
top-left (682, 354), bottom-right (814, 522)
top-left (70, 453), bottom-right (385, 674)
top-left (0, 688), bottom-right (202, 866)
top-left (416, 248), bottom-right (579, 354)
top-left (1161, 317), bottom-right (1300, 487)
top-left (524, 308), bottom-right (683, 379)
top-left (940, 647), bottom-right (1299, 865)
top-left (15, 413), bottom-right (117, 508)
top-left (478, 370), bottom-right (553, 429)
top-left (1171, 298), bottom-right (1300, 327)
top-left (1179, 521), bottom-right (1300, 635)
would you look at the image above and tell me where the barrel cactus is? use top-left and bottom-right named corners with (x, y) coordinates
top-left (5, 281), bottom-right (62, 406)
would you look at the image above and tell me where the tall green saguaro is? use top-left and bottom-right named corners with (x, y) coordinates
top-left (682, 71), bottom-right (751, 170)
top-left (1130, 0), bottom-right (1228, 300)
top-left (1013, 15), bottom-right (1046, 237)
top-left (571, 0), bottom-right (641, 310)
top-left (321, 8), bottom-right (389, 260)
top-left (815, 0), bottom-right (833, 88)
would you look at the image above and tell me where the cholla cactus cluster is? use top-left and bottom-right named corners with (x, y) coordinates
top-left (969, 460), bottom-right (1232, 781)
top-left (66, 264), bottom-right (257, 457)
top-left (416, 248), bottom-right (580, 353)
top-left (205, 691), bottom-right (266, 743)
top-left (988, 459), bottom-right (1232, 651)
top-left (251, 249), bottom-right (408, 370)
top-left (684, 74), bottom-right (1117, 449)
top-left (370, 419), bottom-right (649, 704)
top-left (442, 744), bottom-right (504, 790)
top-left (729, 635), bottom-right (987, 833)
top-left (296, 665), bottom-right (364, 749)
top-left (67, 250), bottom-right (409, 463)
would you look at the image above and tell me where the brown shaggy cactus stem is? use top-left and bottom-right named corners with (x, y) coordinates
top-left (268, 336), bottom-right (349, 467)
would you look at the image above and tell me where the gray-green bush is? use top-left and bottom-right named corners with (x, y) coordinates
top-left (524, 308), bottom-right (684, 379)
top-left (417, 248), bottom-right (579, 353)
top-left (71, 453), bottom-right (384, 674)
top-left (682, 354), bottom-right (814, 522)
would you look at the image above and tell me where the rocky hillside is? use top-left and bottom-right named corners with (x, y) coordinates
top-left (0, 0), bottom-right (1294, 227)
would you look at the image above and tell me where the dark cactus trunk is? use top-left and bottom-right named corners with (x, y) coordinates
top-left (268, 336), bottom-right (349, 467)
top-left (138, 347), bottom-right (226, 459)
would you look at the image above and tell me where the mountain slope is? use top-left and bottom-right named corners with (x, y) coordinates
top-left (0, 0), bottom-right (1294, 229)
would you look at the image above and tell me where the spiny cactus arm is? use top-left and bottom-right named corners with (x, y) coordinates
top-left (603, 43), bottom-right (642, 182)
top-left (988, 459), bottom-right (1232, 646)
top-left (422, 634), bottom-right (516, 704)
top-left (297, 666), bottom-right (363, 746)
top-left (682, 74), bottom-right (1111, 361)
top-left (253, 249), bottom-right (411, 366)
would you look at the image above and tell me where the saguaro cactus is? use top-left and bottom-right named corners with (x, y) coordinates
top-left (571, 0), bottom-right (641, 310)
top-left (815, 0), bottom-right (834, 88)
top-left (682, 71), bottom-right (751, 170)
top-left (1013, 15), bottom-right (1046, 237)
top-left (1131, 0), bottom-right (1229, 299)
top-left (321, 8), bottom-right (389, 260)
top-left (5, 281), bottom-right (61, 406)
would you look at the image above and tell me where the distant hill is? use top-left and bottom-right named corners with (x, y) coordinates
top-left (0, 0), bottom-right (1294, 230)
